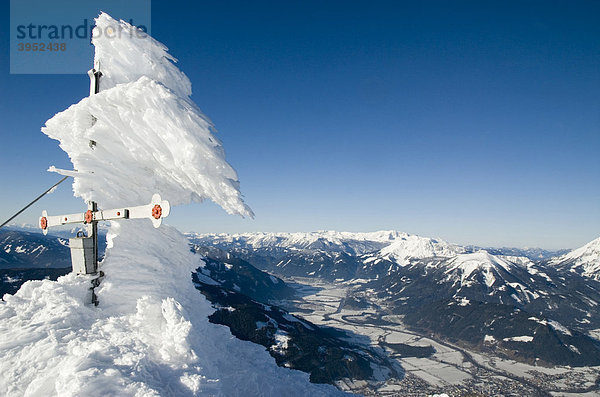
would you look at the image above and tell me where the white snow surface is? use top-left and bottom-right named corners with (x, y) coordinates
top-left (551, 237), bottom-right (600, 280)
top-left (503, 336), bottom-right (534, 343)
top-left (483, 335), bottom-right (496, 343)
top-left (548, 319), bottom-right (572, 336)
top-left (0, 13), bottom-right (341, 397)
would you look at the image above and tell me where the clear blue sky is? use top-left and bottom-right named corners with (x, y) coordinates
top-left (1, 1), bottom-right (599, 249)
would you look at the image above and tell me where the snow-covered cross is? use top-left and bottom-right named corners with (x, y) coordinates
top-left (39, 193), bottom-right (170, 274)
top-left (38, 62), bottom-right (170, 278)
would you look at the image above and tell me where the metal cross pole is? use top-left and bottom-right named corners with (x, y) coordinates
top-left (88, 64), bottom-right (102, 96)
top-left (39, 193), bottom-right (171, 275)
top-left (76, 62), bottom-right (104, 273)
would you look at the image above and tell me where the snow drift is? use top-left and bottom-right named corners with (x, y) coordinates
top-left (0, 13), bottom-right (342, 397)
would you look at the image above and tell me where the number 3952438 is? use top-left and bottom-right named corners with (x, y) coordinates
top-left (17, 42), bottom-right (67, 51)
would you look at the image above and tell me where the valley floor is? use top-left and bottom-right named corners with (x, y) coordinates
top-left (282, 278), bottom-right (600, 396)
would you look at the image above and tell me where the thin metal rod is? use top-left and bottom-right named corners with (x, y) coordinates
top-left (0, 176), bottom-right (69, 229)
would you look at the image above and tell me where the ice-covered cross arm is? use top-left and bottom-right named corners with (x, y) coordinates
top-left (39, 193), bottom-right (170, 235)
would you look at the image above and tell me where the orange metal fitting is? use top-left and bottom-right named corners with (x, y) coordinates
top-left (152, 204), bottom-right (162, 219)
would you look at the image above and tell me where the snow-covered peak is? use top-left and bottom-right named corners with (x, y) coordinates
top-left (377, 234), bottom-right (465, 265)
top-left (443, 251), bottom-right (516, 286)
top-left (93, 13), bottom-right (191, 98)
top-left (436, 251), bottom-right (548, 305)
top-left (559, 237), bottom-right (600, 263)
top-left (551, 237), bottom-right (600, 279)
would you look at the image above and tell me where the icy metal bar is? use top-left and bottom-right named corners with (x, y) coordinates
top-left (87, 68), bottom-right (102, 96)
top-left (87, 201), bottom-right (98, 273)
top-left (94, 208), bottom-right (129, 221)
top-left (45, 212), bottom-right (85, 227)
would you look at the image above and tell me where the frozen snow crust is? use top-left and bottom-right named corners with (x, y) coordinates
top-left (0, 13), bottom-right (342, 397)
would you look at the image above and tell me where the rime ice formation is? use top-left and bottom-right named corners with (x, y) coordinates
top-left (0, 13), bottom-right (343, 397)
top-left (43, 13), bottom-right (252, 217)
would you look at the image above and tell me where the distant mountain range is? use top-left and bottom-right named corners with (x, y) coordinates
top-left (0, 228), bottom-right (71, 269)
top-left (0, 226), bottom-right (107, 270)
top-left (186, 231), bottom-right (581, 281)
top-left (467, 246), bottom-right (570, 260)
top-left (188, 230), bottom-right (600, 367)
top-left (3, 226), bottom-right (600, 369)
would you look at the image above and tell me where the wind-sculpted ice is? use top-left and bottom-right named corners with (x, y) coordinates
top-left (42, 13), bottom-right (252, 217)
top-left (43, 75), bottom-right (252, 216)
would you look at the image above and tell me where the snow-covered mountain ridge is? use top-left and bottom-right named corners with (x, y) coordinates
top-left (189, 230), bottom-right (476, 281)
top-left (376, 234), bottom-right (465, 265)
top-left (189, 230), bottom-right (403, 255)
top-left (191, 230), bottom-right (599, 277)
top-left (192, 231), bottom-right (600, 346)
top-left (189, 230), bottom-right (580, 260)
top-left (550, 237), bottom-right (600, 280)
top-left (443, 251), bottom-right (518, 288)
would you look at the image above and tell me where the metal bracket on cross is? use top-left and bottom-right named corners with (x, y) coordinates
top-left (39, 194), bottom-right (170, 278)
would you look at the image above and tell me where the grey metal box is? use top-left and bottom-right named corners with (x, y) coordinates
top-left (69, 236), bottom-right (96, 275)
